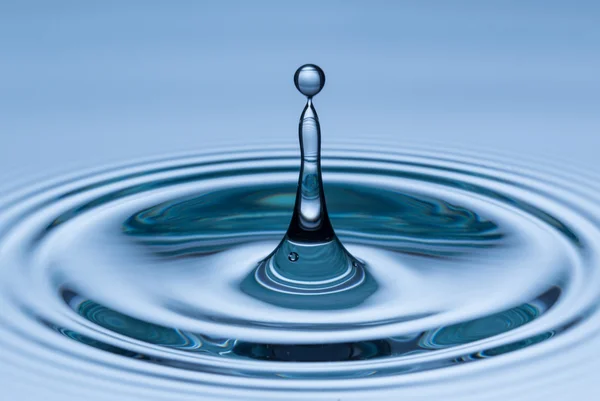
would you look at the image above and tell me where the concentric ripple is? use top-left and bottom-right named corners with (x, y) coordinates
top-left (1, 143), bottom-right (600, 400)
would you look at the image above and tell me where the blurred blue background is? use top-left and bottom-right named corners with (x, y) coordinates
top-left (1, 1), bottom-right (599, 181)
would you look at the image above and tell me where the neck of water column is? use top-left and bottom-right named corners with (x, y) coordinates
top-left (286, 98), bottom-right (335, 243)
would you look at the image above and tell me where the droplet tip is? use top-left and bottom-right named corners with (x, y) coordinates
top-left (294, 64), bottom-right (325, 98)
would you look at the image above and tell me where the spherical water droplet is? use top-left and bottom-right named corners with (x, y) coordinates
top-left (288, 252), bottom-right (299, 262)
top-left (294, 64), bottom-right (325, 97)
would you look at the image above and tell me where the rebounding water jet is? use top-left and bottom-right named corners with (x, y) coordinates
top-left (240, 64), bottom-right (377, 309)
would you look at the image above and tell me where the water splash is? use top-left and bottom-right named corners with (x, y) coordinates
top-left (0, 66), bottom-right (600, 401)
top-left (241, 64), bottom-right (377, 309)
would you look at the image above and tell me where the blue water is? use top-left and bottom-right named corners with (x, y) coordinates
top-left (1, 2), bottom-right (600, 401)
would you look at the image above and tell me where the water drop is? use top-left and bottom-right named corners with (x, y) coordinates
top-left (294, 64), bottom-right (325, 98)
top-left (241, 64), bottom-right (377, 309)
top-left (288, 252), bottom-right (299, 262)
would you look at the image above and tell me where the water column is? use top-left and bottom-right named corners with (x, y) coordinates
top-left (241, 65), bottom-right (377, 309)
